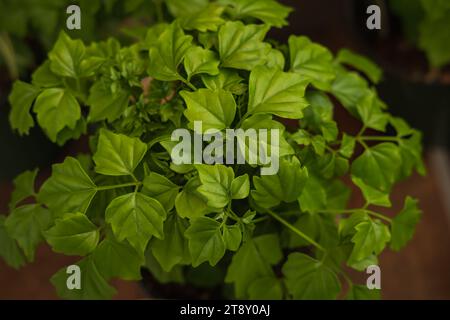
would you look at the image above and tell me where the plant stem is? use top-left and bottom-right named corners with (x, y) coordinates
top-left (96, 181), bottom-right (141, 191)
top-left (180, 77), bottom-right (197, 91)
top-left (321, 208), bottom-right (392, 223)
top-left (267, 209), bottom-right (326, 252)
top-left (358, 136), bottom-right (400, 142)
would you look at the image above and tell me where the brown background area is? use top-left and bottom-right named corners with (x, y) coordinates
top-left (1, 0), bottom-right (449, 299)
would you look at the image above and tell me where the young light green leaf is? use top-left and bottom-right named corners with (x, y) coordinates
top-left (282, 252), bottom-right (341, 299)
top-left (226, 234), bottom-right (281, 298)
top-left (5, 204), bottom-right (51, 262)
top-left (390, 197), bottom-right (421, 251)
top-left (45, 213), bottom-right (99, 256)
top-left (201, 69), bottom-right (245, 94)
top-left (351, 142), bottom-right (401, 192)
top-left (87, 81), bottom-right (129, 122)
top-left (220, 0), bottom-right (292, 27)
top-left (185, 216), bottom-right (226, 267)
top-left (51, 256), bottom-right (117, 300)
top-left (0, 215), bottom-right (26, 269)
top-left (350, 219), bottom-right (391, 262)
top-left (105, 192), bottom-right (167, 254)
top-left (151, 213), bottom-right (190, 272)
top-left (331, 70), bottom-right (370, 113)
top-left (247, 66), bottom-right (309, 119)
top-left (252, 157), bottom-right (308, 208)
top-left (230, 174), bottom-right (250, 199)
top-left (8, 81), bottom-right (40, 135)
top-left (31, 61), bottom-right (63, 88)
top-left (181, 88), bottom-right (236, 132)
top-left (289, 36), bottom-right (336, 90)
top-left (356, 91), bottom-right (389, 132)
top-left (337, 49), bottom-right (382, 83)
top-left (218, 21), bottom-right (271, 70)
top-left (195, 164), bottom-right (234, 208)
top-left (183, 46), bottom-right (220, 81)
top-left (352, 176), bottom-right (391, 207)
top-left (38, 157), bottom-right (97, 215)
top-left (178, 3), bottom-right (225, 32)
top-left (33, 88), bottom-right (81, 142)
top-left (93, 236), bottom-right (144, 280)
top-left (9, 169), bottom-right (38, 210)
top-left (339, 134), bottom-right (356, 158)
top-left (222, 224), bottom-right (242, 251)
top-left (93, 129), bottom-right (147, 176)
top-left (48, 32), bottom-right (86, 78)
top-left (165, 0), bottom-right (208, 17)
top-left (142, 172), bottom-right (180, 212)
top-left (175, 177), bottom-right (214, 219)
top-left (148, 22), bottom-right (193, 81)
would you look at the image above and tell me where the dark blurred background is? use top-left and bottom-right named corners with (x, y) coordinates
top-left (1, 0), bottom-right (449, 299)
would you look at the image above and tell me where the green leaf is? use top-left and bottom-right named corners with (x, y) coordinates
top-left (248, 276), bottom-right (283, 300)
top-left (195, 164), bottom-right (235, 208)
top-left (339, 134), bottom-right (356, 158)
top-left (175, 177), bottom-right (214, 219)
top-left (230, 174), bottom-right (250, 199)
top-left (0, 215), bottom-right (26, 269)
top-left (346, 285), bottom-right (381, 300)
top-left (289, 213), bottom-right (339, 249)
top-left (93, 236), bottom-right (144, 280)
top-left (418, 14), bottom-right (450, 68)
top-left (337, 49), bottom-right (382, 83)
top-left (390, 197), bottom-right (421, 251)
top-left (38, 157), bottom-right (97, 215)
top-left (247, 66), bottom-right (309, 119)
top-left (331, 71), bottom-right (370, 113)
top-left (165, 0), bottom-right (208, 17)
top-left (221, 0), bottom-right (292, 27)
top-left (45, 213), bottom-right (99, 256)
top-left (148, 22), bottom-right (193, 81)
top-left (8, 81), bottom-right (40, 135)
top-left (351, 142), bottom-right (401, 192)
top-left (183, 46), bottom-right (220, 81)
top-left (145, 249), bottom-right (185, 284)
top-left (298, 176), bottom-right (327, 213)
top-left (222, 224), bottom-right (242, 251)
top-left (151, 213), bottom-right (190, 271)
top-left (31, 60), bottom-right (63, 88)
top-left (352, 176), bottom-right (391, 207)
top-left (350, 219), bottom-right (391, 262)
top-left (252, 157), bottom-right (308, 208)
top-left (93, 129), bottom-right (148, 176)
top-left (48, 32), bottom-right (86, 78)
top-left (51, 256), bottom-right (117, 300)
top-left (185, 216), bottom-right (226, 267)
top-left (218, 21), bottom-right (271, 70)
top-left (33, 88), bottom-right (81, 142)
top-left (5, 205), bottom-right (51, 262)
top-left (181, 88), bottom-right (236, 132)
top-left (226, 234), bottom-right (281, 298)
top-left (142, 172), bottom-right (180, 212)
top-left (201, 69), bottom-right (245, 94)
top-left (289, 36), bottom-right (336, 90)
top-left (9, 169), bottom-right (38, 210)
top-left (87, 81), bottom-right (129, 122)
top-left (356, 91), bottom-right (389, 132)
top-left (179, 3), bottom-right (225, 32)
top-left (282, 252), bottom-right (341, 299)
top-left (105, 192), bottom-right (167, 254)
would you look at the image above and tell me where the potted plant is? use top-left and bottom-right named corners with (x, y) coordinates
top-left (0, 0), bottom-right (424, 300)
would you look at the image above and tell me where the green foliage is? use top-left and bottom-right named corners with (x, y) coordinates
top-left (390, 0), bottom-right (450, 68)
top-left (2, 0), bottom-right (424, 300)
